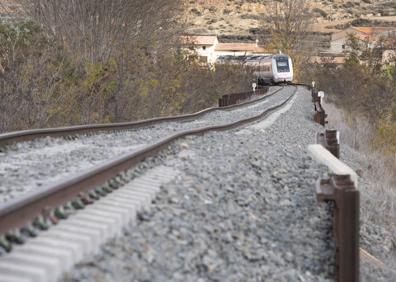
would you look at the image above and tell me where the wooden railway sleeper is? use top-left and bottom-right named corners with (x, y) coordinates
top-left (0, 174), bottom-right (129, 254)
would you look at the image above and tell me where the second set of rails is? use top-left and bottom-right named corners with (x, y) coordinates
top-left (0, 86), bottom-right (295, 242)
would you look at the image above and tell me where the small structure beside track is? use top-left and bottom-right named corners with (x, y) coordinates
top-left (311, 88), bottom-right (327, 126)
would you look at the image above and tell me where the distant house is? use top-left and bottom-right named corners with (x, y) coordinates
top-left (181, 35), bottom-right (268, 65)
top-left (382, 50), bottom-right (396, 65)
top-left (215, 42), bottom-right (268, 58)
top-left (329, 26), bottom-right (396, 54)
top-left (0, 0), bottom-right (20, 18)
top-left (310, 55), bottom-right (346, 66)
top-left (181, 35), bottom-right (219, 64)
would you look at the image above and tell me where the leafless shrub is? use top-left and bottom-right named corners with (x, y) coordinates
top-left (0, 2), bottom-right (253, 133)
top-left (324, 101), bottom-right (396, 239)
top-left (15, 0), bottom-right (182, 62)
top-left (260, 0), bottom-right (314, 53)
top-left (0, 18), bottom-right (253, 133)
top-left (259, 0), bottom-right (318, 81)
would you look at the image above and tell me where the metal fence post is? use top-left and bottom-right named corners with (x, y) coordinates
top-left (333, 175), bottom-right (360, 282)
top-left (310, 144), bottom-right (360, 282)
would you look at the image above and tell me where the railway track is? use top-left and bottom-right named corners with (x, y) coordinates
top-left (61, 85), bottom-right (335, 282)
top-left (0, 86), bottom-right (298, 281)
top-left (0, 87), bottom-right (290, 204)
top-left (1, 85), bottom-right (389, 282)
top-left (0, 87), bottom-right (272, 147)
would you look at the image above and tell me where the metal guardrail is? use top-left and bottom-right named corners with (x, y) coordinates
top-left (309, 139), bottom-right (359, 282)
top-left (218, 87), bottom-right (268, 107)
top-left (309, 81), bottom-right (362, 281)
top-left (218, 83), bottom-right (311, 108)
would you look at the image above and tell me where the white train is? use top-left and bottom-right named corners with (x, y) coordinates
top-left (245, 54), bottom-right (294, 85)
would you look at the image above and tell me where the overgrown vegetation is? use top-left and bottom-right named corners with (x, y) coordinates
top-left (302, 32), bottom-right (396, 268)
top-left (303, 34), bottom-right (396, 160)
top-left (0, 1), bottom-right (253, 133)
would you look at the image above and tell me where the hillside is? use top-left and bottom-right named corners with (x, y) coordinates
top-left (2, 1), bottom-right (395, 34)
top-left (185, 0), bottom-right (396, 35)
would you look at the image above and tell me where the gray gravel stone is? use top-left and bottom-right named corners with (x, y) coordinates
top-left (0, 87), bottom-right (289, 203)
top-left (62, 87), bottom-right (337, 281)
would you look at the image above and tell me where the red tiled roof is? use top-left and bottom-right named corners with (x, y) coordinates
top-left (310, 56), bottom-right (346, 65)
top-left (352, 27), bottom-right (374, 35)
top-left (181, 35), bottom-right (218, 46)
top-left (215, 43), bottom-right (267, 53)
top-left (332, 26), bottom-right (396, 41)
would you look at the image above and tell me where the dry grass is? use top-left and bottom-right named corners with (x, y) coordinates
top-left (324, 100), bottom-right (396, 267)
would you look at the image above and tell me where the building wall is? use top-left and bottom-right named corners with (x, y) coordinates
top-left (382, 50), bottom-right (396, 65)
top-left (189, 37), bottom-right (219, 64)
top-left (329, 38), bottom-right (346, 54)
top-left (215, 50), bottom-right (250, 57)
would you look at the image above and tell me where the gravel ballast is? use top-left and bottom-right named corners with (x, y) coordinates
top-left (0, 87), bottom-right (292, 203)
top-left (63, 86), bottom-right (337, 281)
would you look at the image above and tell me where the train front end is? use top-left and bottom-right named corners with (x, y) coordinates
top-left (272, 55), bottom-right (293, 83)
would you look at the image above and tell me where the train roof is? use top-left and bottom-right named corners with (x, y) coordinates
top-left (244, 54), bottom-right (291, 62)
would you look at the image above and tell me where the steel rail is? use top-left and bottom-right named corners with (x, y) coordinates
top-left (0, 88), bottom-right (280, 147)
top-left (0, 87), bottom-right (297, 236)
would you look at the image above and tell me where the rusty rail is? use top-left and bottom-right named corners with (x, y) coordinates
top-left (0, 87), bottom-right (278, 147)
top-left (0, 87), bottom-right (296, 250)
top-left (309, 131), bottom-right (360, 282)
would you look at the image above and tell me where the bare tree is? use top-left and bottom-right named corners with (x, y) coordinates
top-left (15, 0), bottom-right (182, 62)
top-left (261, 0), bottom-right (313, 53)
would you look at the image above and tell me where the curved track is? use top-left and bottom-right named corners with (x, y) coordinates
top-left (0, 87), bottom-right (280, 147)
top-left (0, 87), bottom-right (293, 204)
top-left (1, 85), bottom-right (366, 282)
top-left (0, 86), bottom-right (295, 237)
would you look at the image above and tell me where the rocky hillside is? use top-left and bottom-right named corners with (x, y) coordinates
top-left (185, 0), bottom-right (396, 34)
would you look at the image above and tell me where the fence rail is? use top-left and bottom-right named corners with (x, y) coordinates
top-left (218, 87), bottom-right (268, 107)
top-left (309, 141), bottom-right (359, 282)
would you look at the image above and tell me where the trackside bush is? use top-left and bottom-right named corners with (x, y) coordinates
top-left (0, 20), bottom-right (253, 132)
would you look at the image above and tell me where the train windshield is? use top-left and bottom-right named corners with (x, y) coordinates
top-left (275, 57), bottom-right (290, 72)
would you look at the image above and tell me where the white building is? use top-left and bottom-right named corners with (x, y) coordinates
top-left (181, 35), bottom-right (219, 64)
top-left (181, 35), bottom-right (268, 65)
top-left (329, 27), bottom-right (396, 54)
top-left (382, 50), bottom-right (396, 65)
top-left (215, 42), bottom-right (268, 58)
